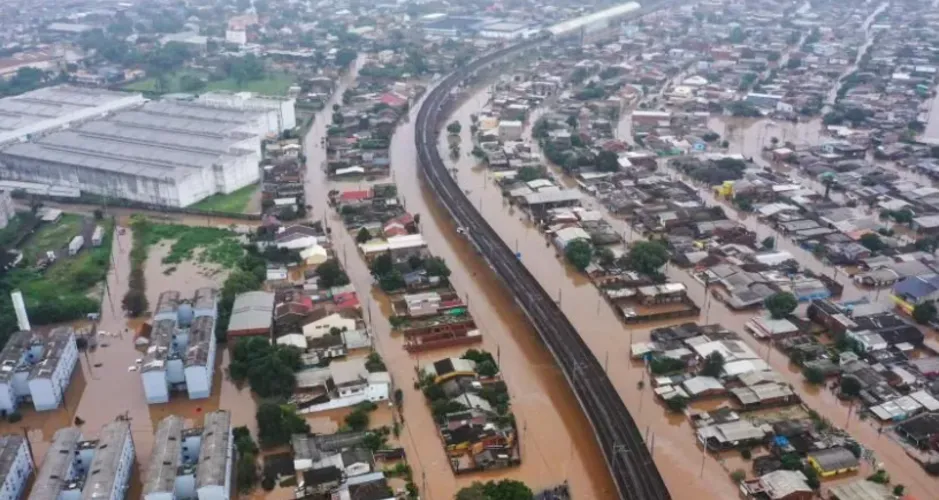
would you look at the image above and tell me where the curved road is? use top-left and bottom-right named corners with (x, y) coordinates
top-left (414, 4), bottom-right (680, 499)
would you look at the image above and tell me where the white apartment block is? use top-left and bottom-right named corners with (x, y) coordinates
top-left (0, 327), bottom-right (78, 415)
top-left (143, 411), bottom-right (233, 500)
top-left (0, 435), bottom-right (33, 500)
top-left (30, 420), bottom-right (135, 500)
top-left (142, 289), bottom-right (218, 404)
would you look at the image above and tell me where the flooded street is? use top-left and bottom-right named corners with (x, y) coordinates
top-left (301, 83), bottom-right (616, 497)
top-left (434, 86), bottom-right (939, 498)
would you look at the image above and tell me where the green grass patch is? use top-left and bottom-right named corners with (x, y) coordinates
top-left (21, 214), bottom-right (85, 263)
top-left (0, 219), bottom-right (115, 341)
top-left (145, 223), bottom-right (243, 267)
top-left (189, 184), bottom-right (258, 213)
top-left (122, 71), bottom-right (295, 96)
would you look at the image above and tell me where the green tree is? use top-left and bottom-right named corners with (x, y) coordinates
top-left (596, 150), bottom-right (620, 172)
top-left (840, 375), bottom-right (862, 398)
top-left (424, 256), bottom-right (451, 283)
top-left (256, 403), bottom-right (310, 448)
top-left (802, 366), bottom-right (825, 384)
top-left (344, 409), bottom-right (369, 431)
top-left (665, 395), bottom-right (689, 412)
top-left (334, 48), bottom-right (357, 67)
top-left (476, 360), bottom-right (499, 377)
top-left (764, 292), bottom-right (797, 319)
top-left (700, 352), bottom-right (725, 377)
top-left (624, 241), bottom-right (669, 277)
top-left (447, 121), bottom-right (462, 134)
top-left (316, 259), bottom-right (350, 288)
top-left (356, 227), bottom-right (371, 244)
top-left (761, 236), bottom-right (775, 249)
top-left (912, 302), bottom-right (937, 325)
top-left (481, 479), bottom-right (534, 500)
top-left (379, 269), bottom-right (405, 292)
top-left (860, 233), bottom-right (885, 253)
top-left (370, 253), bottom-right (394, 277)
top-left (564, 239), bottom-right (593, 271)
top-left (121, 288), bottom-right (148, 317)
top-left (236, 453), bottom-right (258, 493)
top-left (730, 469), bottom-right (746, 483)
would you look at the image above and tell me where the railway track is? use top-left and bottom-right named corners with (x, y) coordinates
top-left (414, 4), bottom-right (680, 499)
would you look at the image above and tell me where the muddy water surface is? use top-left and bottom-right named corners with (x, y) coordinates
top-left (439, 85), bottom-right (939, 498)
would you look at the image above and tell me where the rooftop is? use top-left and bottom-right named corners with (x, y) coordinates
top-left (196, 411), bottom-right (232, 489)
top-left (81, 420), bottom-right (132, 500)
top-left (143, 416), bottom-right (184, 495)
top-left (30, 427), bottom-right (83, 500)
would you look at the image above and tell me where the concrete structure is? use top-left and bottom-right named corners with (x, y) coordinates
top-left (0, 86), bottom-right (145, 146)
top-left (81, 420), bottom-right (135, 500)
top-left (141, 289), bottom-right (218, 404)
top-left (0, 100), bottom-right (268, 208)
top-left (225, 29), bottom-right (247, 46)
top-left (227, 291), bottom-right (275, 337)
top-left (143, 411), bottom-right (233, 500)
top-left (0, 191), bottom-right (14, 230)
top-left (477, 21), bottom-right (530, 40)
top-left (30, 421), bottom-right (135, 500)
top-left (0, 435), bottom-right (32, 500)
top-left (198, 92), bottom-right (296, 133)
top-left (0, 327), bottom-right (79, 414)
top-left (547, 2), bottom-right (641, 37)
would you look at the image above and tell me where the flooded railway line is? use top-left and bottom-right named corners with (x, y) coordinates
top-left (413, 21), bottom-right (676, 500)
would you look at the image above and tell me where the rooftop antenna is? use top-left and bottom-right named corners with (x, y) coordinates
top-left (11, 290), bottom-right (30, 331)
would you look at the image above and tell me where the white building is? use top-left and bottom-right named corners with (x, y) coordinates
top-left (31, 421), bottom-right (136, 500)
top-left (0, 86), bottom-right (145, 146)
top-left (477, 21), bottom-right (530, 40)
top-left (0, 435), bottom-right (32, 500)
top-left (0, 327), bottom-right (79, 415)
top-left (225, 29), bottom-right (247, 45)
top-left (198, 92), bottom-right (297, 133)
top-left (0, 100), bottom-right (268, 208)
top-left (80, 420), bottom-right (135, 500)
top-left (143, 411), bottom-right (233, 500)
top-left (142, 289), bottom-right (218, 404)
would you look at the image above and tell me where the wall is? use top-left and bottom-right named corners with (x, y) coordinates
top-left (0, 383), bottom-right (14, 414)
top-left (142, 370), bottom-right (170, 403)
top-left (184, 365), bottom-right (210, 399)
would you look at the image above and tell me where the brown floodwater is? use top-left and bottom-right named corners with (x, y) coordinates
top-left (433, 86), bottom-right (939, 498)
top-left (300, 82), bottom-right (617, 498)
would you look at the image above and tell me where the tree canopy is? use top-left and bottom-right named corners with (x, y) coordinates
top-left (230, 337), bottom-right (302, 399)
top-left (623, 241), bottom-right (669, 277)
top-left (596, 150), bottom-right (620, 172)
top-left (912, 302), bottom-right (937, 325)
top-left (317, 259), bottom-right (350, 289)
top-left (256, 402), bottom-right (310, 448)
top-left (564, 239), bottom-right (593, 271)
top-left (764, 292), bottom-right (798, 319)
top-left (455, 480), bottom-right (534, 500)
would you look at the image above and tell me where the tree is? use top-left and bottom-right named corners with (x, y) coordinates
top-left (840, 375), bottom-right (862, 398)
top-left (761, 236), bottom-right (775, 249)
top-left (365, 351), bottom-right (386, 372)
top-left (379, 270), bottom-right (405, 292)
top-left (316, 259), bottom-right (349, 289)
top-left (764, 292), bottom-right (797, 319)
top-left (912, 301), bottom-right (937, 325)
top-left (122, 288), bottom-right (148, 317)
top-left (356, 227), bottom-right (371, 244)
top-left (859, 233), bottom-right (885, 253)
top-left (803, 465), bottom-right (820, 490)
top-left (564, 239), bottom-right (593, 271)
top-left (344, 409), bottom-right (370, 431)
top-left (893, 485), bottom-right (906, 496)
top-left (665, 395), bottom-right (689, 412)
top-left (447, 121), bottom-right (462, 134)
top-left (424, 257), bottom-right (451, 283)
top-left (802, 366), bottom-right (825, 384)
top-left (476, 480), bottom-right (533, 500)
top-left (700, 351), bottom-right (725, 377)
top-left (730, 469), bottom-right (746, 483)
top-left (256, 403), bottom-right (310, 448)
top-left (624, 241), bottom-right (669, 277)
top-left (179, 74), bottom-right (205, 92)
top-left (237, 454), bottom-right (258, 493)
top-left (476, 360), bottom-right (499, 377)
top-left (370, 253), bottom-right (394, 277)
top-left (596, 150), bottom-right (620, 172)
top-left (334, 48), bottom-right (357, 67)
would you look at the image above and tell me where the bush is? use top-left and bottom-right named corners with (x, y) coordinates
top-left (764, 292), bottom-right (797, 319)
top-left (665, 396), bottom-right (688, 413)
top-left (741, 448), bottom-right (752, 460)
top-left (913, 302), bottom-right (937, 325)
top-left (121, 288), bottom-right (148, 317)
top-left (730, 469), bottom-right (746, 483)
top-left (803, 366), bottom-right (825, 384)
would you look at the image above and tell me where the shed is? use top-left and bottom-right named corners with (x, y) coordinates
top-left (228, 291), bottom-right (275, 337)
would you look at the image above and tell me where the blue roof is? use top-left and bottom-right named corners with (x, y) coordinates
top-left (893, 273), bottom-right (939, 300)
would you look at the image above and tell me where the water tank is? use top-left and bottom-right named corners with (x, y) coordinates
top-left (177, 303), bottom-right (194, 328)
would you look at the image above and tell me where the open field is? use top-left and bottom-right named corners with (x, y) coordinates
top-left (122, 71), bottom-right (295, 96)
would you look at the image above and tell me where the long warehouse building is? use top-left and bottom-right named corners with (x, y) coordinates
top-left (0, 89), bottom-right (275, 207)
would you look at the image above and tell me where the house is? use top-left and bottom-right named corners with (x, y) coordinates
top-left (891, 273), bottom-right (939, 306)
top-left (806, 447), bottom-right (859, 477)
top-left (828, 480), bottom-right (891, 500)
top-left (743, 470), bottom-right (812, 500)
top-left (227, 291), bottom-right (275, 337)
top-left (422, 358), bottom-right (476, 384)
top-left (303, 313), bottom-right (357, 339)
top-left (297, 466), bottom-right (342, 496)
top-left (913, 214), bottom-right (939, 235)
